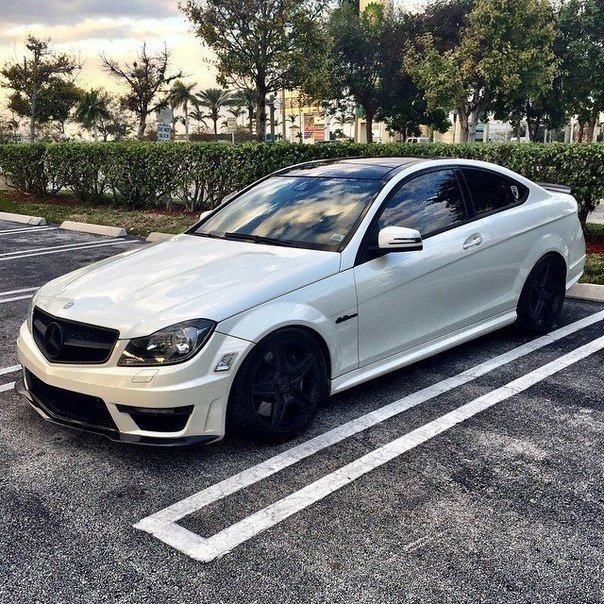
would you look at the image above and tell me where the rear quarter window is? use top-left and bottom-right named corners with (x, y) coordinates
top-left (462, 168), bottom-right (529, 217)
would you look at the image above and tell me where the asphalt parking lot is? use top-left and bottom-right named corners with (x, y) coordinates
top-left (1, 218), bottom-right (603, 604)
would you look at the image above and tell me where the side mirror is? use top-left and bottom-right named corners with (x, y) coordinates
top-left (199, 210), bottom-right (212, 221)
top-left (378, 226), bottom-right (423, 252)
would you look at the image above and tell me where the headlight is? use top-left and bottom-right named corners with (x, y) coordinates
top-left (118, 319), bottom-right (216, 366)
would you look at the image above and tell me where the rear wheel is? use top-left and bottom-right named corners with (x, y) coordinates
top-left (516, 255), bottom-right (566, 333)
top-left (227, 329), bottom-right (328, 442)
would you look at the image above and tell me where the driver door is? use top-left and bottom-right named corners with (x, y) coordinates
top-left (354, 168), bottom-right (488, 366)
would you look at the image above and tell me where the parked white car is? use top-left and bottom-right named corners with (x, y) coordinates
top-left (16, 157), bottom-right (586, 444)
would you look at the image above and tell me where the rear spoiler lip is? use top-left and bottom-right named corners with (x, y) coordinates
top-left (538, 182), bottom-right (572, 195)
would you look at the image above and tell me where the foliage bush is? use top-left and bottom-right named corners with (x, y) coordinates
top-left (0, 141), bottom-right (602, 224)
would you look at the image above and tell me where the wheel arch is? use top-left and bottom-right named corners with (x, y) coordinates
top-left (225, 324), bottom-right (332, 441)
top-left (514, 233), bottom-right (570, 303)
top-left (231, 323), bottom-right (333, 382)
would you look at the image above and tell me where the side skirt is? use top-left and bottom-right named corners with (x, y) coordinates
top-left (330, 310), bottom-right (517, 395)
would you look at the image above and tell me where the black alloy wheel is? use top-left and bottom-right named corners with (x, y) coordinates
top-left (516, 255), bottom-right (566, 333)
top-left (227, 329), bottom-right (328, 442)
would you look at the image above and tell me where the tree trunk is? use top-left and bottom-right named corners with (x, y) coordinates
top-left (457, 108), bottom-right (469, 143)
top-left (587, 108), bottom-right (598, 142)
top-left (468, 107), bottom-right (479, 142)
top-left (365, 112), bottom-right (374, 143)
top-left (184, 100), bottom-right (190, 142)
top-left (255, 82), bottom-right (267, 142)
top-left (93, 122), bottom-right (98, 143)
top-left (213, 119), bottom-right (218, 142)
top-left (30, 54), bottom-right (39, 142)
top-left (137, 115), bottom-right (146, 141)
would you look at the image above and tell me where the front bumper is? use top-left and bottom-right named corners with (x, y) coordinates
top-left (15, 376), bottom-right (217, 446)
top-left (16, 321), bottom-right (253, 445)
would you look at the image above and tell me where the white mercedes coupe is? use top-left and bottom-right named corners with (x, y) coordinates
top-left (16, 157), bottom-right (586, 445)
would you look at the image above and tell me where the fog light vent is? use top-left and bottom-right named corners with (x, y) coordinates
top-left (116, 405), bottom-right (193, 433)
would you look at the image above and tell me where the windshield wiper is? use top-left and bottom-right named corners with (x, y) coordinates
top-left (223, 232), bottom-right (296, 247)
top-left (194, 231), bottom-right (225, 239)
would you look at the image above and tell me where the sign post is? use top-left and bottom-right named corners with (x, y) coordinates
top-left (156, 107), bottom-right (173, 142)
top-left (226, 117), bottom-right (237, 144)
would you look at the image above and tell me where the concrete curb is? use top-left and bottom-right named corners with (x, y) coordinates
top-left (567, 283), bottom-right (604, 302)
top-left (146, 232), bottom-right (175, 243)
top-left (0, 211), bottom-right (46, 226)
top-left (60, 221), bottom-right (127, 238)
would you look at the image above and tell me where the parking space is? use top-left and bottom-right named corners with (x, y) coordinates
top-left (0, 218), bottom-right (603, 603)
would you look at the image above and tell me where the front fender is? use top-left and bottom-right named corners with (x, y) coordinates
top-left (217, 271), bottom-right (359, 378)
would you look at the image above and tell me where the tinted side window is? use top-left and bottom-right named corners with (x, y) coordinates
top-left (463, 168), bottom-right (528, 216)
top-left (378, 170), bottom-right (467, 236)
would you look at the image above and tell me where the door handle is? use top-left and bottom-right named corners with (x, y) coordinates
top-left (463, 234), bottom-right (483, 249)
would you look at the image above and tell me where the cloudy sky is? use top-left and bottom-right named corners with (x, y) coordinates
top-left (0, 0), bottom-right (218, 105)
top-left (0, 0), bottom-right (420, 107)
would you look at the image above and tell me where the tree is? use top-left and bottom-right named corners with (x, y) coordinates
top-left (327, 2), bottom-right (392, 142)
top-left (0, 36), bottom-right (79, 141)
top-left (181, 0), bottom-right (330, 141)
top-left (189, 107), bottom-right (209, 134)
top-left (101, 43), bottom-right (183, 140)
top-left (374, 8), bottom-right (451, 140)
top-left (196, 87), bottom-right (232, 140)
top-left (407, 0), bottom-right (557, 142)
top-left (169, 80), bottom-right (197, 141)
top-left (231, 88), bottom-right (256, 134)
top-left (74, 88), bottom-right (111, 142)
top-left (558, 0), bottom-right (604, 141)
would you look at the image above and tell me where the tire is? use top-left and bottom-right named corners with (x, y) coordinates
top-left (516, 255), bottom-right (566, 333)
top-left (227, 328), bottom-right (328, 442)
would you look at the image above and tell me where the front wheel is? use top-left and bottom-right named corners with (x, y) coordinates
top-left (227, 329), bottom-right (328, 442)
top-left (516, 255), bottom-right (566, 333)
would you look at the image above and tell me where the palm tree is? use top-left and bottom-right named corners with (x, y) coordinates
top-left (287, 114), bottom-right (301, 143)
top-left (196, 88), bottom-right (232, 141)
top-left (74, 88), bottom-right (111, 142)
top-left (231, 88), bottom-right (256, 134)
top-left (169, 80), bottom-right (197, 141)
top-left (188, 108), bottom-right (209, 135)
top-left (227, 106), bottom-right (245, 127)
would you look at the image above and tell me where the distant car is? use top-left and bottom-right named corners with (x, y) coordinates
top-left (405, 136), bottom-right (431, 143)
top-left (16, 157), bottom-right (585, 445)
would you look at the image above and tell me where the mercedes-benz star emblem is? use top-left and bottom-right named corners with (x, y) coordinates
top-left (44, 322), bottom-right (64, 358)
top-left (63, 302), bottom-right (74, 310)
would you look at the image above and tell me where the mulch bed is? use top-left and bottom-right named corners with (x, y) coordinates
top-left (0, 189), bottom-right (198, 217)
top-left (585, 231), bottom-right (604, 254)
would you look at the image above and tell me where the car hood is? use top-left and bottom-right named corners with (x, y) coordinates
top-left (34, 234), bottom-right (341, 339)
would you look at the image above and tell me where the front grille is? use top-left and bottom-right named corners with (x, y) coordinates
top-left (32, 307), bottom-right (119, 364)
top-left (25, 369), bottom-right (117, 431)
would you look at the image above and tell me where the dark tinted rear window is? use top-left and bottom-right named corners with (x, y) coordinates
top-left (463, 168), bottom-right (528, 216)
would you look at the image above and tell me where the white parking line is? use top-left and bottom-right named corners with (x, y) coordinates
top-left (0, 239), bottom-right (130, 257)
top-left (0, 365), bottom-right (20, 377)
top-left (0, 382), bottom-right (15, 393)
top-left (0, 295), bottom-right (33, 304)
top-left (0, 287), bottom-right (38, 296)
top-left (0, 226), bottom-right (57, 236)
top-left (0, 239), bottom-right (137, 261)
top-left (135, 311), bottom-right (604, 562)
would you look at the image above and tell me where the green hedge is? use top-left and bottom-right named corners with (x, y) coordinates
top-left (0, 141), bottom-right (602, 223)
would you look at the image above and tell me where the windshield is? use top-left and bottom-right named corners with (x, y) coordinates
top-left (192, 176), bottom-right (382, 251)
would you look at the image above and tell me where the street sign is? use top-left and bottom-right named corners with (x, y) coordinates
top-left (226, 117), bottom-right (237, 133)
top-left (157, 123), bottom-right (171, 142)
